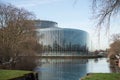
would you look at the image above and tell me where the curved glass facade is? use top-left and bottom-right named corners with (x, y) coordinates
top-left (35, 20), bottom-right (58, 28)
top-left (36, 20), bottom-right (89, 52)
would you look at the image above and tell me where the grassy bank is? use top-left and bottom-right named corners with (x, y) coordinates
top-left (81, 73), bottom-right (120, 80)
top-left (0, 69), bottom-right (32, 80)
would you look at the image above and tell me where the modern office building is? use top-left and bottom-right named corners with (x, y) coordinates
top-left (35, 20), bottom-right (89, 52)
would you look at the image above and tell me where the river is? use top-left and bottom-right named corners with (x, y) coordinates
top-left (35, 58), bottom-right (111, 80)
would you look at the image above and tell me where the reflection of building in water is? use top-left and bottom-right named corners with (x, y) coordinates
top-left (37, 59), bottom-right (88, 80)
top-left (40, 59), bottom-right (88, 64)
top-left (35, 20), bottom-right (89, 53)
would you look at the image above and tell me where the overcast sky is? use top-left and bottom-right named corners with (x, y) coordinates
top-left (1, 0), bottom-right (120, 50)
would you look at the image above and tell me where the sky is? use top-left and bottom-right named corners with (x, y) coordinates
top-left (1, 0), bottom-right (120, 51)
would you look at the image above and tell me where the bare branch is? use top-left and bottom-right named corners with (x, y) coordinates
top-left (92, 0), bottom-right (120, 30)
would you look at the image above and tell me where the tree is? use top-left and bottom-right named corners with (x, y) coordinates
top-left (111, 33), bottom-right (120, 42)
top-left (93, 0), bottom-right (120, 66)
top-left (0, 3), bottom-right (40, 70)
top-left (92, 0), bottom-right (120, 30)
top-left (108, 34), bottom-right (120, 58)
top-left (108, 34), bottom-right (120, 69)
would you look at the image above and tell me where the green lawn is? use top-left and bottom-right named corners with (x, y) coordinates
top-left (0, 69), bottom-right (32, 80)
top-left (81, 73), bottom-right (120, 80)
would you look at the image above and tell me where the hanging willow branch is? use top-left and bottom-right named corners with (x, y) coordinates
top-left (92, 0), bottom-right (120, 32)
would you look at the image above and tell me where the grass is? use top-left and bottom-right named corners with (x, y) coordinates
top-left (81, 73), bottom-right (120, 80)
top-left (0, 69), bottom-right (32, 80)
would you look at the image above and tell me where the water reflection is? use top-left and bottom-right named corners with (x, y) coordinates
top-left (87, 58), bottom-right (111, 73)
top-left (35, 58), bottom-right (111, 80)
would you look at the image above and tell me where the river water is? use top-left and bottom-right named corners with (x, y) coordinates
top-left (35, 58), bottom-right (111, 80)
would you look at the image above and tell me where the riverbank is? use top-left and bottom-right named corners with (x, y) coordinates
top-left (0, 69), bottom-right (38, 80)
top-left (81, 73), bottom-right (120, 80)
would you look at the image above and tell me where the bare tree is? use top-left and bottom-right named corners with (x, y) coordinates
top-left (111, 33), bottom-right (120, 42)
top-left (108, 34), bottom-right (120, 58)
top-left (0, 3), bottom-right (41, 70)
top-left (92, 0), bottom-right (120, 30)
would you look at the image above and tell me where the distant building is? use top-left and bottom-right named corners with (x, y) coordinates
top-left (35, 20), bottom-right (89, 52)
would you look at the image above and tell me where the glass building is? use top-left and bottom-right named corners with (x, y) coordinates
top-left (35, 20), bottom-right (89, 53)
